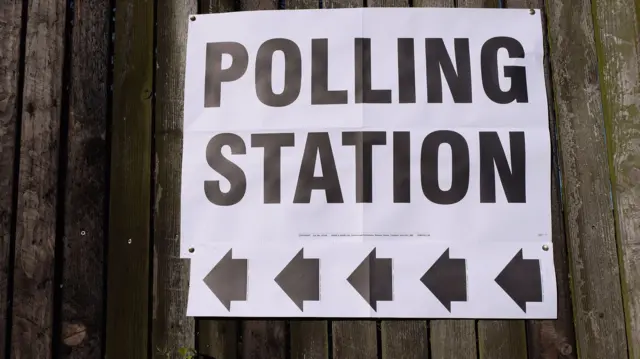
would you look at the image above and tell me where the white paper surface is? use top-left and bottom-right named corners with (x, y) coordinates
top-left (180, 7), bottom-right (556, 319)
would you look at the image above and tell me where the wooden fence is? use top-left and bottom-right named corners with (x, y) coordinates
top-left (0, 0), bottom-right (638, 358)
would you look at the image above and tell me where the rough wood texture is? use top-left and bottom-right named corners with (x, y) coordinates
top-left (59, 1), bottom-right (110, 358)
top-left (592, 0), bottom-right (640, 357)
top-left (431, 321), bottom-right (476, 359)
top-left (104, 0), bottom-right (154, 358)
top-left (197, 320), bottom-right (239, 359)
top-left (0, 2), bottom-right (23, 357)
top-left (332, 321), bottom-right (378, 359)
top-left (381, 321), bottom-right (428, 359)
top-left (152, 1), bottom-right (196, 358)
top-left (290, 321), bottom-right (328, 359)
top-left (242, 320), bottom-right (287, 359)
top-left (10, 1), bottom-right (65, 358)
top-left (508, 1), bottom-right (578, 358)
top-left (546, 0), bottom-right (629, 358)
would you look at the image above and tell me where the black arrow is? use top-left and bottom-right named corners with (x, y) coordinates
top-left (203, 249), bottom-right (248, 311)
top-left (495, 249), bottom-right (543, 312)
top-left (347, 248), bottom-right (392, 311)
top-left (420, 248), bottom-right (467, 312)
top-left (274, 248), bottom-right (320, 311)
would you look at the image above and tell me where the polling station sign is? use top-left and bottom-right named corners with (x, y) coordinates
top-left (181, 8), bottom-right (556, 319)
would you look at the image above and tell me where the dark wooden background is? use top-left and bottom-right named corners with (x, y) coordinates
top-left (1, 0), bottom-right (639, 358)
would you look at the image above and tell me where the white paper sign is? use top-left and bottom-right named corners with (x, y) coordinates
top-left (181, 7), bottom-right (556, 319)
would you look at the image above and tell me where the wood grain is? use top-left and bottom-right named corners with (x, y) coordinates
top-left (242, 320), bottom-right (287, 359)
top-left (592, 0), bottom-right (640, 356)
top-left (0, 1), bottom-right (23, 357)
top-left (152, 0), bottom-right (197, 358)
top-left (504, 1), bottom-right (579, 358)
top-left (104, 0), bottom-right (154, 358)
top-left (546, 0), bottom-right (628, 358)
top-left (59, 1), bottom-right (110, 358)
top-left (332, 321), bottom-right (378, 359)
top-left (10, 0), bottom-right (66, 358)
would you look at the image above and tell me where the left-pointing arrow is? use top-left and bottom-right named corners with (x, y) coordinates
top-left (204, 249), bottom-right (248, 311)
top-left (420, 248), bottom-right (467, 312)
top-left (274, 248), bottom-right (320, 311)
top-left (495, 249), bottom-right (543, 312)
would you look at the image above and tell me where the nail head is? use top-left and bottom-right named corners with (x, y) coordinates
top-left (529, 9), bottom-right (535, 15)
top-left (189, 247), bottom-right (195, 253)
top-left (542, 244), bottom-right (549, 251)
top-left (190, 15), bottom-right (196, 21)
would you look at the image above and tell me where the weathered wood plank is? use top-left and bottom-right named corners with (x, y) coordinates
top-left (196, 1), bottom-right (286, 358)
top-left (284, 0), bottom-right (328, 357)
top-left (242, 320), bottom-right (287, 359)
top-left (381, 321), bottom-right (428, 359)
top-left (504, 1), bottom-right (578, 358)
top-left (546, 0), bottom-right (628, 358)
top-left (193, 2), bottom-right (243, 359)
top-left (59, 1), bottom-right (110, 358)
top-left (290, 321), bottom-right (328, 359)
top-left (592, 0), bottom-right (640, 357)
top-left (0, 1), bottom-right (23, 357)
top-left (10, 0), bottom-right (66, 358)
top-left (333, 321), bottom-right (378, 359)
top-left (152, 0), bottom-right (196, 358)
top-left (197, 320), bottom-right (239, 359)
top-left (104, 0), bottom-right (154, 358)
top-left (410, 3), bottom-right (478, 359)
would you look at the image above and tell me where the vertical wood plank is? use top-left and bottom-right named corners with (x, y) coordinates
top-left (194, 3), bottom-right (240, 359)
top-left (504, 1), bottom-right (578, 358)
top-left (333, 321), bottom-right (378, 359)
top-left (235, 0), bottom-right (286, 356)
top-left (368, 0), bottom-right (430, 358)
top-left (242, 320), bottom-right (287, 359)
top-left (59, 1), bottom-right (110, 358)
top-left (409, 3), bottom-right (478, 359)
top-left (318, 2), bottom-right (373, 359)
top-left (10, 0), bottom-right (66, 358)
top-left (546, 0), bottom-right (628, 358)
top-left (152, 0), bottom-right (197, 358)
top-left (592, 0), bottom-right (640, 356)
top-left (0, 1), bottom-right (23, 357)
top-left (457, 1), bottom-right (527, 358)
top-left (105, 0), bottom-right (154, 357)
top-left (283, 1), bottom-right (329, 358)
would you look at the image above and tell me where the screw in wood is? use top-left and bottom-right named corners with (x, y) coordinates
top-left (190, 15), bottom-right (196, 21)
top-left (542, 244), bottom-right (549, 251)
top-left (529, 9), bottom-right (535, 15)
top-left (189, 247), bottom-right (195, 253)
